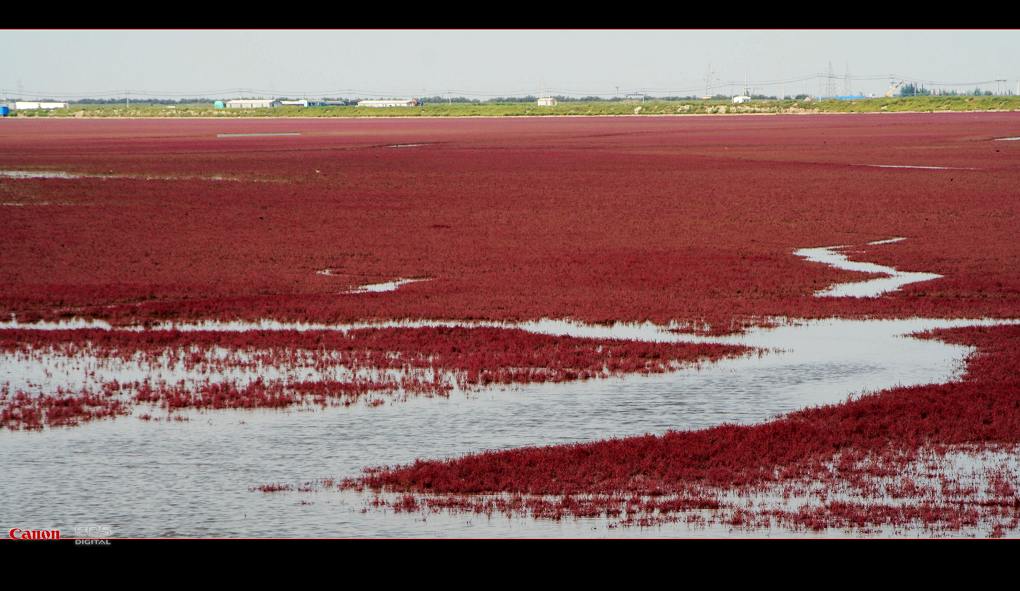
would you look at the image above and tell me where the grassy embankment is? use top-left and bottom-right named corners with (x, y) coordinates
top-left (8, 96), bottom-right (1020, 118)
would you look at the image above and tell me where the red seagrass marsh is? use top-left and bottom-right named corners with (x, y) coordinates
top-left (1, 113), bottom-right (1018, 537)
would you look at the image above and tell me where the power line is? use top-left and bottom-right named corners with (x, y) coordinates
top-left (2, 73), bottom-right (1017, 101)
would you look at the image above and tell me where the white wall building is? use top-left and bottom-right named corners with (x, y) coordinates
top-left (14, 101), bottom-right (69, 110)
top-left (357, 99), bottom-right (418, 108)
top-left (226, 99), bottom-right (281, 109)
top-left (537, 97), bottom-right (558, 106)
top-left (280, 100), bottom-right (327, 107)
top-left (731, 95), bottom-right (752, 104)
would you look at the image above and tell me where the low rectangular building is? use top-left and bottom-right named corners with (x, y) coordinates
top-left (536, 97), bottom-right (558, 106)
top-left (14, 101), bottom-right (69, 110)
top-left (225, 99), bottom-right (281, 109)
top-left (280, 100), bottom-right (327, 107)
top-left (358, 99), bottom-right (418, 108)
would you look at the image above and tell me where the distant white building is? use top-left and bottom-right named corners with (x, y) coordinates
top-left (226, 99), bottom-right (281, 109)
top-left (280, 99), bottom-right (328, 107)
top-left (14, 101), bottom-right (69, 110)
top-left (537, 97), bottom-right (558, 106)
top-left (731, 96), bottom-right (752, 104)
top-left (358, 99), bottom-right (418, 108)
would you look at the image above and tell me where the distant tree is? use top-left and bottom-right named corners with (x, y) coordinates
top-left (488, 96), bottom-right (538, 103)
top-left (418, 96), bottom-right (479, 104)
top-left (899, 83), bottom-right (931, 97)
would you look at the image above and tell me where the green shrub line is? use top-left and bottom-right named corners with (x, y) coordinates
top-left (8, 96), bottom-right (1020, 118)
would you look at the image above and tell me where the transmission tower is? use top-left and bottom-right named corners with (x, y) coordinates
top-left (704, 64), bottom-right (716, 98)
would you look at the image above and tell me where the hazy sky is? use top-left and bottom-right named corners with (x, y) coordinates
top-left (2, 30), bottom-right (1018, 99)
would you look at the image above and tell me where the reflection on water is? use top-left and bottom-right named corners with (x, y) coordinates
top-left (794, 238), bottom-right (942, 297)
top-left (216, 132), bottom-right (302, 138)
top-left (855, 164), bottom-right (977, 170)
top-left (0, 169), bottom-right (240, 182)
top-left (1, 315), bottom-right (1016, 537)
top-left (0, 170), bottom-right (84, 179)
top-left (342, 278), bottom-right (431, 294)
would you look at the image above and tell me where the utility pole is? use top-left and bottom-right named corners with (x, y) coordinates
top-left (843, 63), bottom-right (851, 95)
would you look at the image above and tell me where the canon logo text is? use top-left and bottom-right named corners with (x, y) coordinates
top-left (8, 528), bottom-right (61, 540)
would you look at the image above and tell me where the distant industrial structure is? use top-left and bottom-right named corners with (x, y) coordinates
top-left (731, 95), bottom-right (751, 104)
top-left (357, 99), bottom-right (419, 108)
top-left (215, 98), bottom-right (354, 109)
top-left (12, 101), bottom-right (69, 110)
top-left (225, 99), bottom-right (281, 109)
top-left (537, 97), bottom-right (558, 107)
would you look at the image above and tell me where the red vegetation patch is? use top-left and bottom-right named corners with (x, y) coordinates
top-left (1, 115), bottom-right (1018, 332)
top-left (0, 387), bottom-right (129, 431)
top-left (0, 326), bottom-right (745, 430)
top-left (250, 483), bottom-right (294, 493)
top-left (342, 325), bottom-right (1020, 534)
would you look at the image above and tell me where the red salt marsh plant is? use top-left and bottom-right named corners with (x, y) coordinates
top-left (251, 483), bottom-right (294, 493)
top-left (0, 326), bottom-right (747, 430)
top-left (1, 114), bottom-right (1018, 333)
top-left (0, 387), bottom-right (129, 431)
top-left (341, 325), bottom-right (1020, 534)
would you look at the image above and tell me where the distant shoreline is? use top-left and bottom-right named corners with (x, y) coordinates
top-left (5, 109), bottom-right (1020, 121)
top-left (6, 96), bottom-right (1020, 120)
